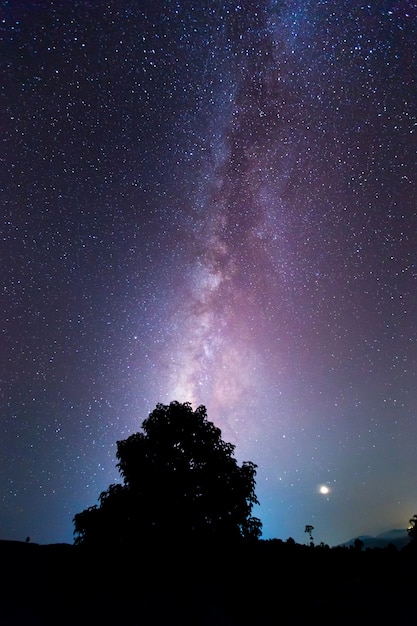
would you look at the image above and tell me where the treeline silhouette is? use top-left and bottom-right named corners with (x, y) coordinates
top-left (1, 536), bottom-right (417, 625)
top-left (2, 401), bottom-right (417, 625)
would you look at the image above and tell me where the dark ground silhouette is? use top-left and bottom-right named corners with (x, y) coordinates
top-left (1, 537), bottom-right (416, 625)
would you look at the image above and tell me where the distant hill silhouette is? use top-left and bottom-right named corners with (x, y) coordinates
top-left (340, 529), bottom-right (409, 550)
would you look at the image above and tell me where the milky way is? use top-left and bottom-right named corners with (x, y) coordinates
top-left (2, 1), bottom-right (417, 546)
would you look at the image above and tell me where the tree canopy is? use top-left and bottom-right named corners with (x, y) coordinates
top-left (73, 401), bottom-right (262, 547)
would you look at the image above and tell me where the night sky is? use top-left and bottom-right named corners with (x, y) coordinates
top-left (2, 0), bottom-right (417, 547)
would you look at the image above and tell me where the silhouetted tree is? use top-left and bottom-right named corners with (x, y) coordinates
top-left (353, 538), bottom-right (364, 552)
top-left (408, 514), bottom-right (417, 541)
top-left (304, 524), bottom-right (314, 546)
top-left (74, 401), bottom-right (262, 547)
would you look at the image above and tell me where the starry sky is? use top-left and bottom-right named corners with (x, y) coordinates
top-left (2, 0), bottom-right (417, 547)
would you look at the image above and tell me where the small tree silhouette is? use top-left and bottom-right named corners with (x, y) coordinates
top-left (353, 538), bottom-right (364, 551)
top-left (408, 514), bottom-right (417, 541)
top-left (74, 401), bottom-right (262, 547)
top-left (304, 524), bottom-right (314, 546)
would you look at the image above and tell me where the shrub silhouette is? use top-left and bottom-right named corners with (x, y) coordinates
top-left (74, 401), bottom-right (262, 546)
